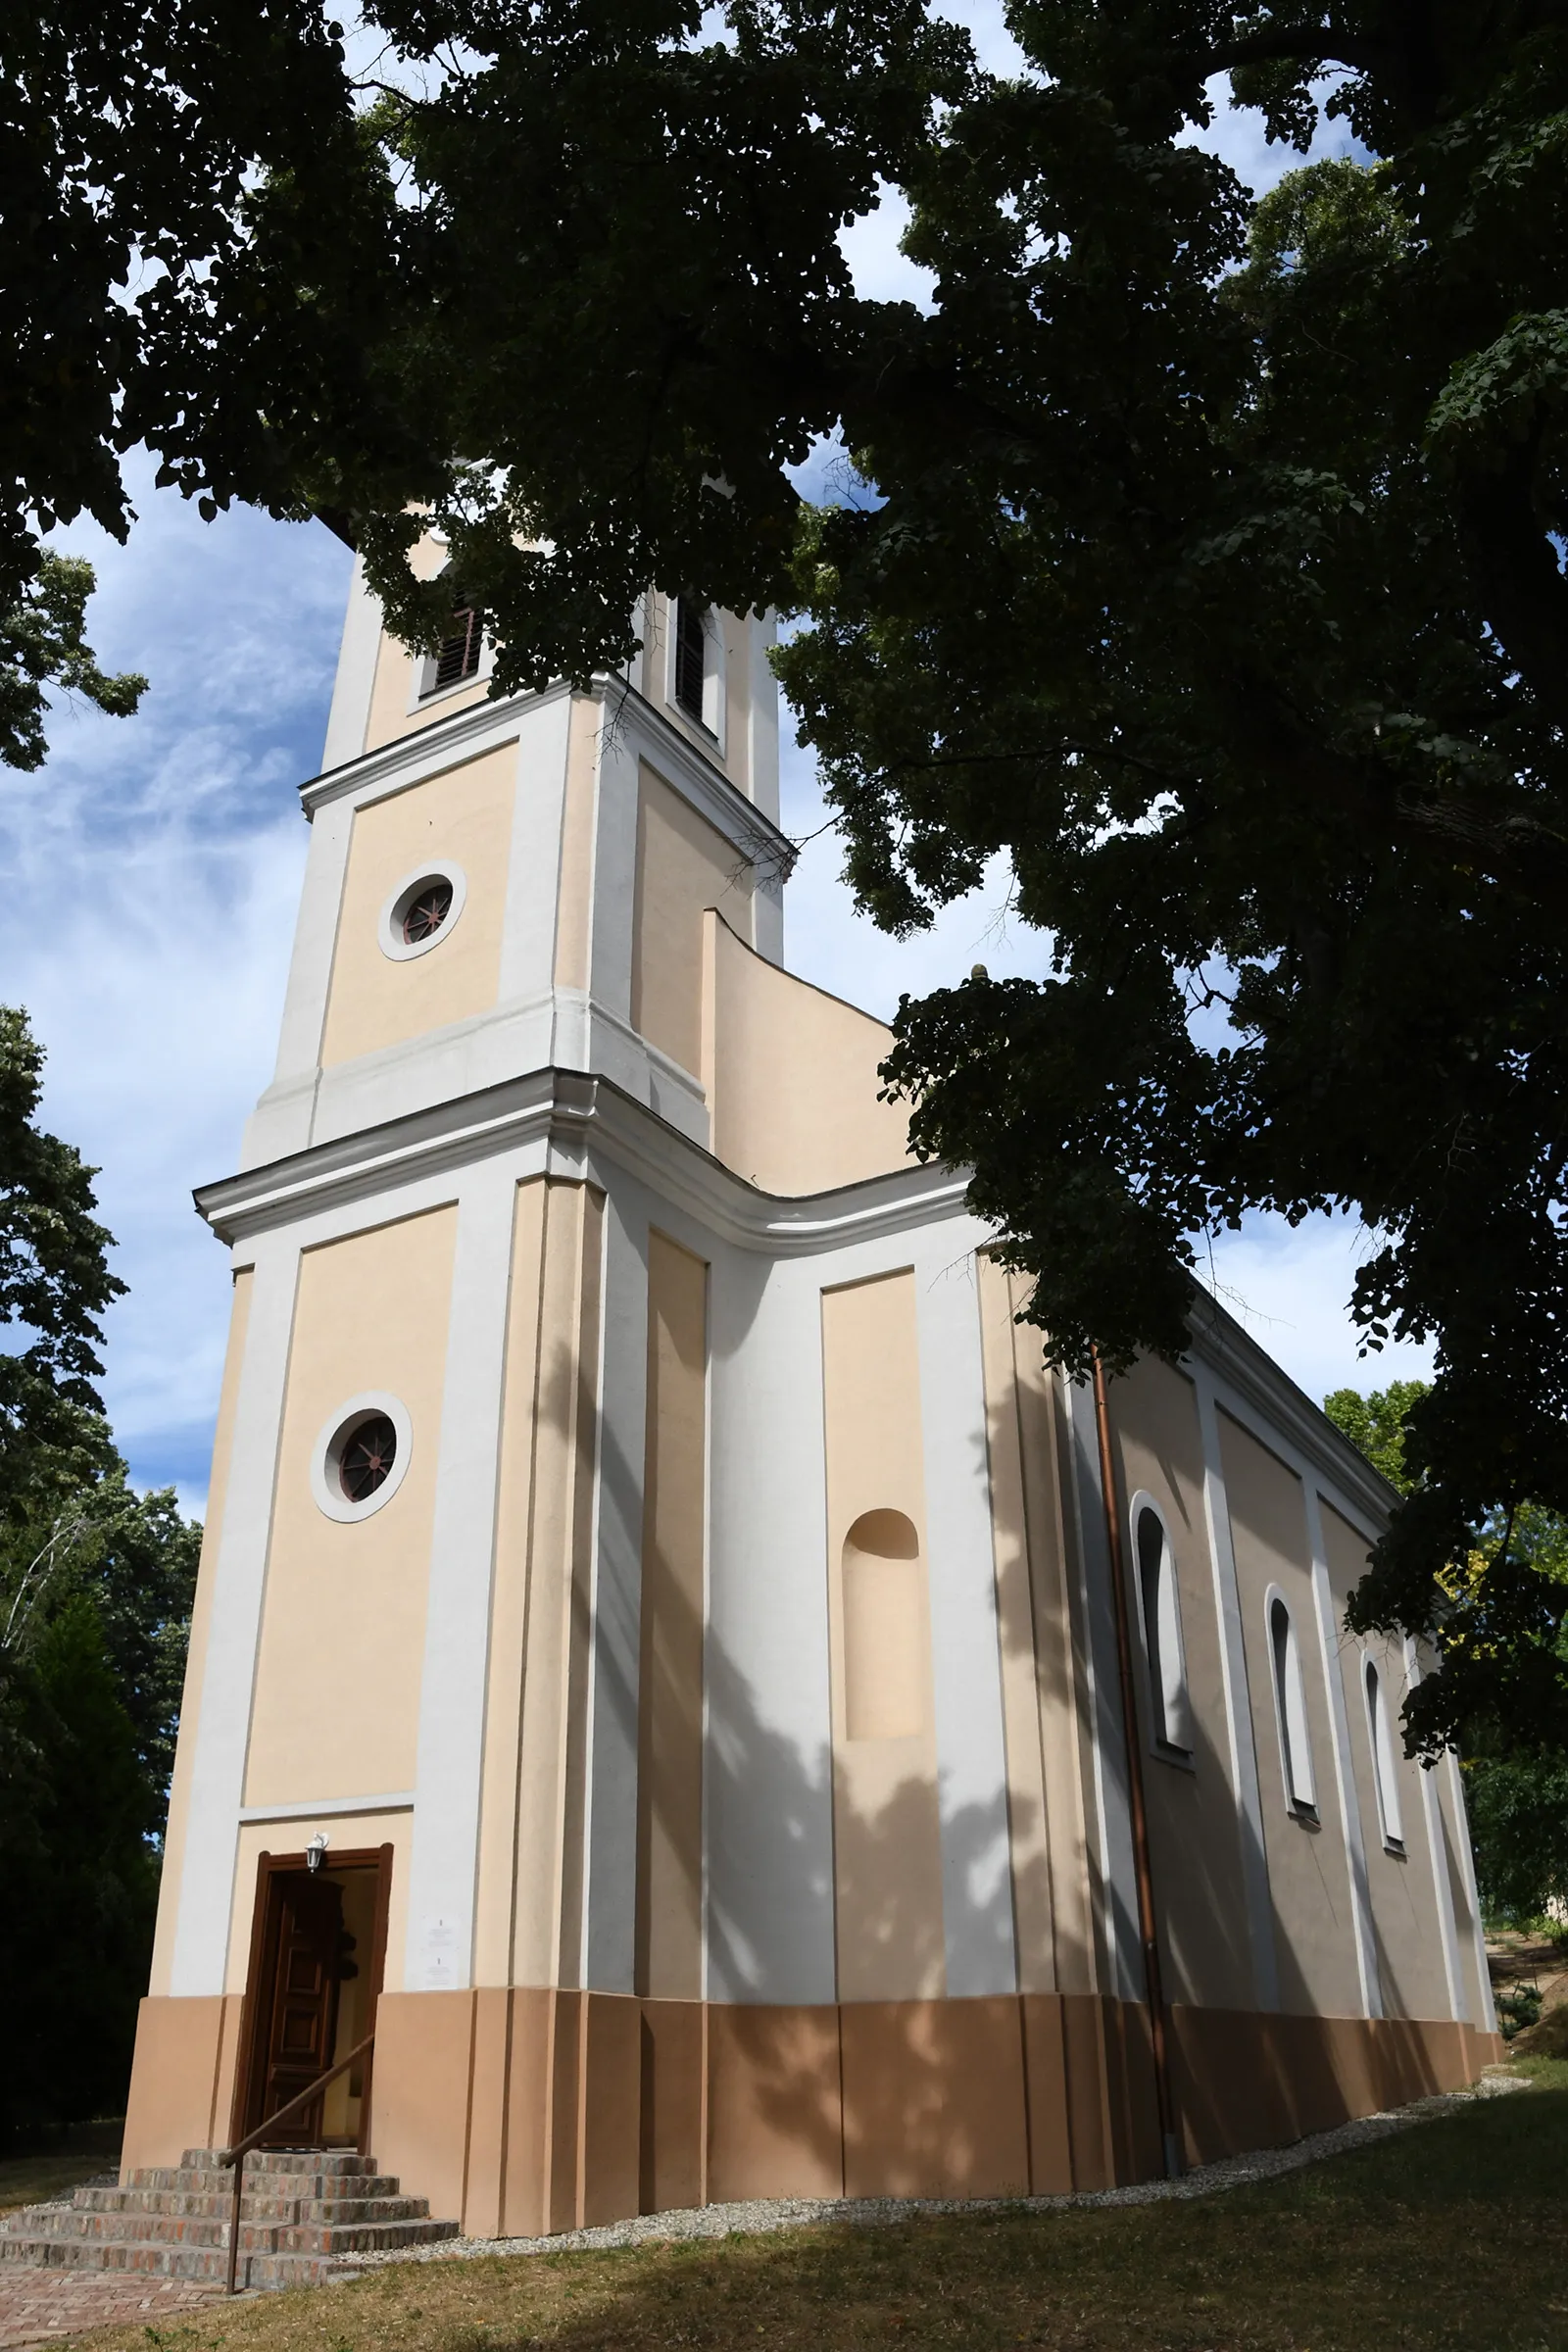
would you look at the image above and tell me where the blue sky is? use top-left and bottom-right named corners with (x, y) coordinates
top-left (13, 39), bottom-right (1429, 1519)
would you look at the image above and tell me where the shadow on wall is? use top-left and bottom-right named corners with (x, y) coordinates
top-left (558, 1295), bottom-right (1479, 2213)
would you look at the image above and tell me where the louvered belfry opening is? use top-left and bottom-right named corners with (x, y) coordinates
top-left (432, 597), bottom-right (482, 690)
top-left (674, 596), bottom-right (707, 723)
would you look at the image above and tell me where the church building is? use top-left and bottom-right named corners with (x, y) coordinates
top-left (122, 548), bottom-right (1497, 2235)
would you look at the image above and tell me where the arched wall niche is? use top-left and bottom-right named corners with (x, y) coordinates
top-left (841, 1507), bottom-right (928, 1741)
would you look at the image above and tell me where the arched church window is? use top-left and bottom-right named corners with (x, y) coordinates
top-left (421, 592), bottom-right (483, 696)
top-left (841, 1508), bottom-right (926, 1740)
top-left (674, 596), bottom-right (712, 729)
top-left (1269, 1592), bottom-right (1317, 1818)
top-left (1135, 1501), bottom-right (1193, 1760)
top-left (1364, 1655), bottom-right (1405, 1853)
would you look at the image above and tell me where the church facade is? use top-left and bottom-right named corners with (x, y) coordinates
top-left (122, 552), bottom-right (1497, 2232)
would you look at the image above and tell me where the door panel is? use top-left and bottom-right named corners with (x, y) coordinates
top-left (254, 1874), bottom-right (344, 2141)
top-left (234, 1846), bottom-right (394, 2154)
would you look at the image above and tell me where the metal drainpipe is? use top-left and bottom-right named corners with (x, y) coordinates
top-left (1091, 1347), bottom-right (1183, 2180)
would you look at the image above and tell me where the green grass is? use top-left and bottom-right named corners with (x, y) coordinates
top-left (69, 2075), bottom-right (1568, 2352)
top-left (0, 2124), bottom-right (122, 2216)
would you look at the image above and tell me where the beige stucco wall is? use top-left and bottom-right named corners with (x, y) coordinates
top-left (821, 1270), bottom-right (945, 2002)
top-left (709, 917), bottom-right (911, 1196)
top-left (1218, 1413), bottom-right (1362, 2018)
top-left (975, 1255), bottom-right (1098, 1997)
top-left (473, 1178), bottom-right (604, 1991)
top-left (243, 1205), bottom-right (458, 1807)
top-left (1109, 1358), bottom-right (1252, 2013)
top-left (636, 1232), bottom-right (709, 2000)
top-left (319, 748), bottom-right (517, 1069)
top-left (149, 1267), bottom-right (254, 1998)
top-left (631, 762), bottom-right (755, 1076)
top-left (1320, 1503), bottom-right (1452, 2022)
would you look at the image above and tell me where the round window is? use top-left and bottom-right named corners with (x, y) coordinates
top-left (401, 879), bottom-right (453, 945)
top-left (379, 862), bottom-right (467, 962)
top-left (339, 1412), bottom-right (397, 1501)
top-left (311, 1394), bottom-right (413, 1523)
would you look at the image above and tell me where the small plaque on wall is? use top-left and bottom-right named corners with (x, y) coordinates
top-left (417, 1915), bottom-right (461, 1991)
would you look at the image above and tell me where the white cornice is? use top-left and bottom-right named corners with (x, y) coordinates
top-left (298, 674), bottom-right (797, 881)
top-left (299, 678), bottom-right (573, 815)
top-left (200, 1060), bottom-right (1383, 1515)
top-left (1184, 1286), bottom-right (1397, 1530)
top-left (195, 1066), bottom-right (970, 1257)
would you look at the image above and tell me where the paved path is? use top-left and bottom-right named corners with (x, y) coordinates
top-left (0, 2271), bottom-right (230, 2350)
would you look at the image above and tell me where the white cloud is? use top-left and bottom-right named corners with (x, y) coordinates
top-left (9, 459), bottom-right (352, 1505)
top-left (1198, 1212), bottom-right (1435, 1407)
top-left (839, 180), bottom-right (936, 311)
top-left (779, 707), bottom-right (1053, 1009)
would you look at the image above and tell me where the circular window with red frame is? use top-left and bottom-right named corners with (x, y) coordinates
top-left (311, 1394), bottom-right (414, 1523)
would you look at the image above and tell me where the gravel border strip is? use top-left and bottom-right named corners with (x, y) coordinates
top-left (334, 2070), bottom-right (1529, 2272)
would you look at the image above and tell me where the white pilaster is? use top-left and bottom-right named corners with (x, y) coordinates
top-left (1302, 1483), bottom-right (1382, 2018)
top-left (1445, 1747), bottom-right (1498, 2033)
top-left (705, 1250), bottom-right (838, 2004)
top-left (403, 1164), bottom-right (517, 1989)
top-left (321, 554), bottom-right (381, 772)
top-left (748, 612), bottom-right (781, 829)
top-left (1406, 1639), bottom-right (1467, 2023)
top-left (243, 797), bottom-right (356, 1166)
top-left (582, 1189), bottom-right (648, 1991)
top-left (1065, 1376), bottom-right (1141, 1998)
top-left (498, 697), bottom-right (573, 1007)
top-left (170, 1237), bottom-right (301, 1994)
top-left (1194, 1376), bottom-right (1280, 2011)
top-left (917, 1251), bottom-right (1017, 1997)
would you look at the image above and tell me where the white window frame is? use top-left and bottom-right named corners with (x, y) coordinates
top-left (311, 1392), bottom-right (414, 1525)
top-left (378, 861), bottom-right (468, 962)
top-left (1129, 1491), bottom-right (1194, 1765)
top-left (1363, 1652), bottom-right (1406, 1854)
top-left (1265, 1586), bottom-right (1317, 1820)
top-left (664, 594), bottom-right (726, 753)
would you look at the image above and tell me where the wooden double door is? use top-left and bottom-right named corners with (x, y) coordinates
top-left (233, 1845), bottom-right (391, 2149)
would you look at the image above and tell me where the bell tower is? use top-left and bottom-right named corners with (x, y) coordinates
top-left (246, 550), bottom-right (791, 1174)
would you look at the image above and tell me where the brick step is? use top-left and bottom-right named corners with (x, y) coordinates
top-left (74, 2186), bottom-right (432, 2226)
top-left (0, 2147), bottom-right (460, 2289)
top-left (5, 2207), bottom-right (456, 2256)
top-left (0, 2232), bottom-right (358, 2288)
top-left (181, 2148), bottom-right (377, 2177)
top-left (129, 2166), bottom-right (401, 2199)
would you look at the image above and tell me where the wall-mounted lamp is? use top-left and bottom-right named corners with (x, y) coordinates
top-left (306, 1833), bottom-right (329, 1874)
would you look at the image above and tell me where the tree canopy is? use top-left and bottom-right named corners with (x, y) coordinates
top-left (0, 1006), bottom-right (124, 1516)
top-left (1328, 1381), bottom-right (1568, 1920)
top-left (0, 1000), bottom-right (199, 2129)
top-left (11, 0), bottom-right (1568, 1755)
top-left (0, 1457), bottom-right (200, 2132)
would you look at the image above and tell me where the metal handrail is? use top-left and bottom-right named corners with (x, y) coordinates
top-left (216, 2031), bottom-right (375, 2296)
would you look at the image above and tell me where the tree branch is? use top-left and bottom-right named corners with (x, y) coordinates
top-left (1190, 22), bottom-right (1387, 76)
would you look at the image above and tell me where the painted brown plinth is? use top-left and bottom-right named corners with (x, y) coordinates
top-left (121, 1995), bottom-right (244, 2179)
top-left (123, 1989), bottom-right (1501, 2228)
